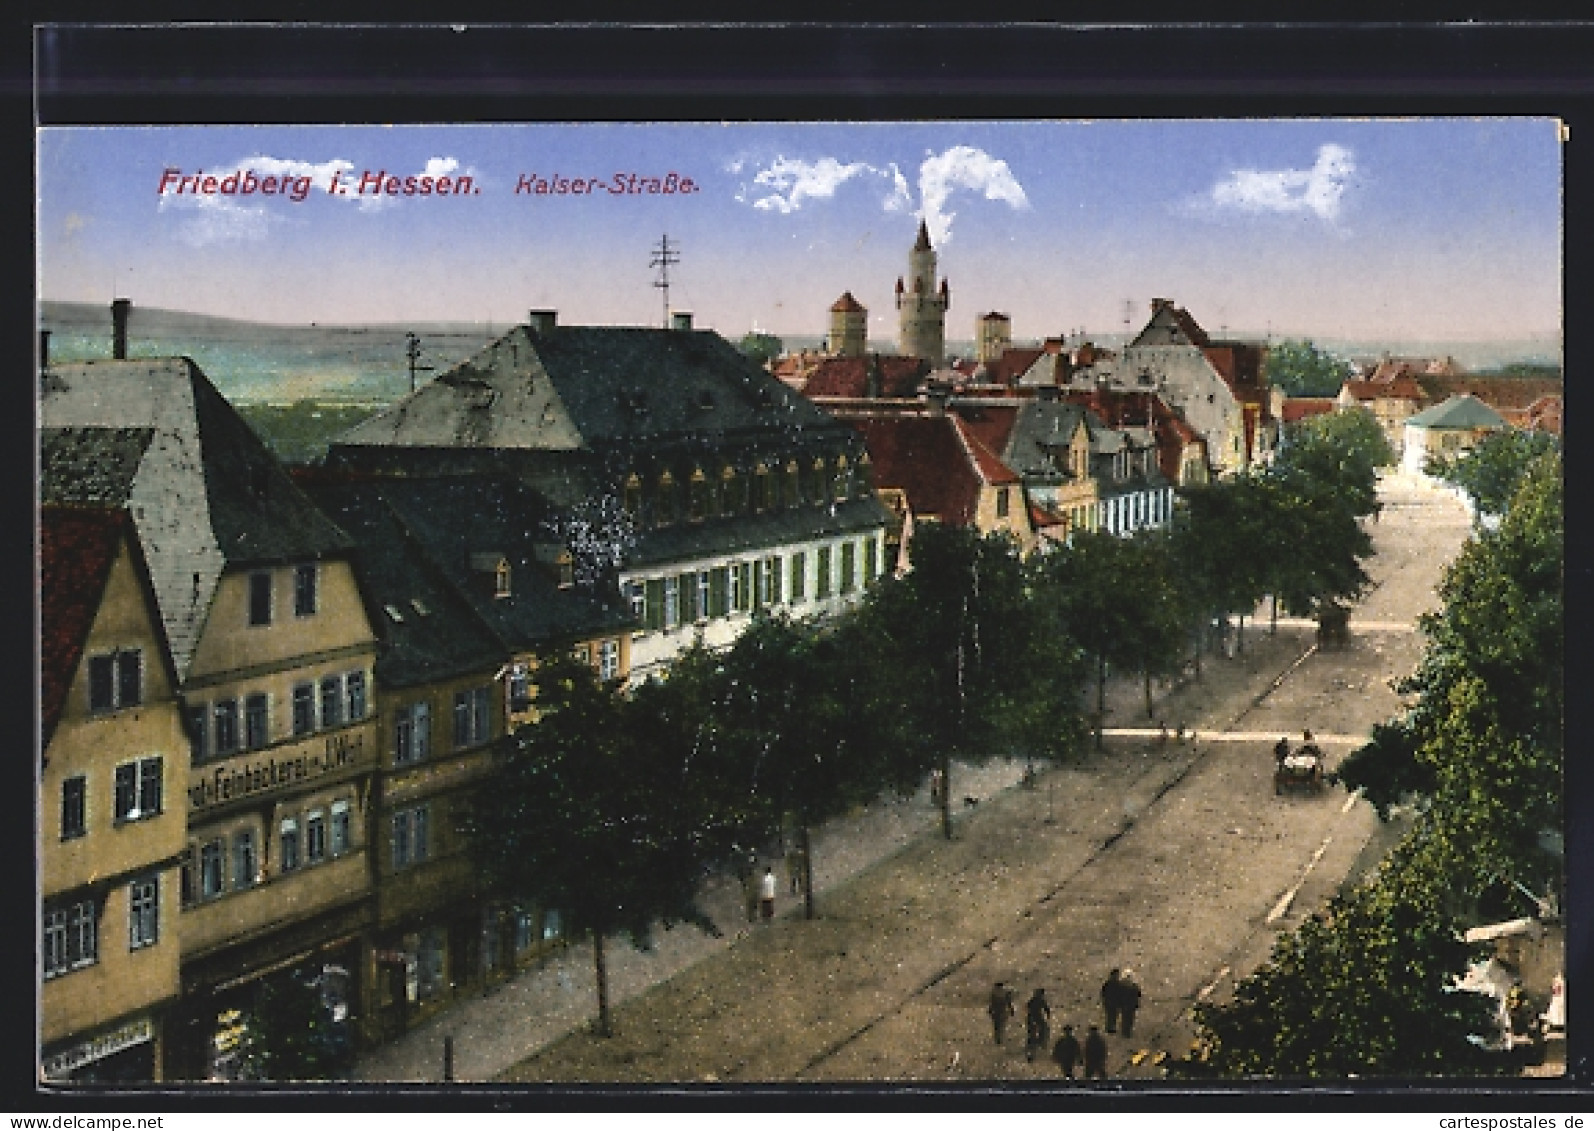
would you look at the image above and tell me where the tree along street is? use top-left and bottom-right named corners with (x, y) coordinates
top-left (499, 474), bottom-right (1474, 1084)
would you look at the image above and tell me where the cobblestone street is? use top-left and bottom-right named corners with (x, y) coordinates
top-left (353, 473), bottom-right (1483, 1088)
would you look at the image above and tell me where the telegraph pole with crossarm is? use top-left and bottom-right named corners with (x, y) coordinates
top-left (651, 234), bottom-right (679, 329)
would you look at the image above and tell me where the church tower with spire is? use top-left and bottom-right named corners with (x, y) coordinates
top-left (895, 219), bottom-right (949, 363)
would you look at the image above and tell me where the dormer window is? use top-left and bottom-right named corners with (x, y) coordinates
top-left (688, 468), bottom-right (709, 522)
top-left (623, 473), bottom-right (643, 519)
top-left (656, 471), bottom-right (677, 526)
top-left (785, 460), bottom-right (802, 507)
top-left (754, 463), bottom-right (773, 513)
top-left (471, 552), bottom-right (511, 598)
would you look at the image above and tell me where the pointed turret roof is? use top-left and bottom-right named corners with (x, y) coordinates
top-left (914, 219), bottom-right (932, 251)
top-left (830, 291), bottom-right (866, 314)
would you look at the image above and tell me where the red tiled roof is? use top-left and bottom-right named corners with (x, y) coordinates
top-left (1063, 388), bottom-right (1193, 482)
top-left (1418, 375), bottom-right (1564, 412)
top-left (1281, 397), bottom-right (1337, 423)
top-left (950, 414), bottom-right (1022, 486)
top-left (983, 347), bottom-right (1044, 386)
top-left (1029, 502), bottom-right (1063, 528)
top-left (830, 291), bottom-right (866, 314)
top-left (849, 415), bottom-right (984, 526)
top-left (40, 505), bottom-right (128, 749)
top-left (949, 402), bottom-right (1020, 467)
top-left (803, 354), bottom-right (930, 399)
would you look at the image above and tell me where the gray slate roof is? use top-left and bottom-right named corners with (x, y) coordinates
top-left (337, 324), bottom-right (851, 453)
top-left (39, 358), bottom-right (353, 678)
top-left (1405, 393), bottom-right (1509, 430)
top-left (301, 474), bottom-right (634, 689)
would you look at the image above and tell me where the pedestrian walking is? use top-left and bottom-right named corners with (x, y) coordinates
top-left (987, 981), bottom-right (1016, 1045)
top-left (1118, 968), bottom-right (1143, 1038)
top-left (1100, 968), bottom-right (1122, 1033)
top-left (1083, 1024), bottom-right (1109, 1079)
top-left (759, 867), bottom-right (777, 920)
top-left (1024, 988), bottom-right (1052, 1061)
top-left (1274, 736), bottom-right (1290, 767)
top-left (1051, 1024), bottom-right (1081, 1079)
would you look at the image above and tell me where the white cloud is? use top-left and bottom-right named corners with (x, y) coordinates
top-left (1209, 143), bottom-right (1357, 221)
top-left (735, 146), bottom-right (1029, 245)
top-left (915, 145), bottom-right (1029, 246)
top-left (740, 156), bottom-right (885, 213)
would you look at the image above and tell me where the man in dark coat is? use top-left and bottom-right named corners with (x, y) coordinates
top-left (987, 981), bottom-right (1016, 1045)
top-left (1083, 1024), bottom-right (1109, 1079)
top-left (1024, 988), bottom-right (1052, 1061)
top-left (1119, 968), bottom-right (1143, 1038)
top-left (1051, 1024), bottom-right (1081, 1078)
top-left (1100, 968), bottom-right (1122, 1033)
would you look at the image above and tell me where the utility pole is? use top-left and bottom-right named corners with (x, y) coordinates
top-left (406, 332), bottom-right (434, 394)
top-left (650, 234), bottom-right (679, 328)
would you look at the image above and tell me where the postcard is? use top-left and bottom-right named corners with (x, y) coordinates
top-left (36, 114), bottom-right (1566, 1097)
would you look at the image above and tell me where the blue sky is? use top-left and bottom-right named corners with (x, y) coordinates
top-left (37, 119), bottom-right (1562, 344)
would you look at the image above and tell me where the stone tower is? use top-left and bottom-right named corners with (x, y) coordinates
top-left (828, 292), bottom-right (868, 358)
top-left (977, 311), bottom-right (1012, 364)
top-left (895, 220), bottom-right (949, 363)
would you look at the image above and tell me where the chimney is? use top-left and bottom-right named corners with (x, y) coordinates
top-left (1150, 297), bottom-right (1172, 314)
top-left (112, 298), bottom-right (131, 360)
top-left (527, 309), bottom-right (557, 335)
top-left (671, 311), bottom-right (694, 332)
top-left (39, 329), bottom-right (50, 371)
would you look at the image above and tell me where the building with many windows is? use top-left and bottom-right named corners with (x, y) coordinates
top-left (40, 502), bottom-right (187, 1083)
top-left (40, 358), bottom-right (379, 1081)
top-left (298, 470), bottom-right (634, 1041)
top-left (328, 311), bottom-right (891, 682)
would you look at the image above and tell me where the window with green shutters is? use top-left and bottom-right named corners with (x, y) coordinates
top-left (734, 561), bottom-right (753, 612)
top-left (840, 541), bottom-right (857, 594)
top-left (710, 567), bottom-right (730, 617)
top-left (644, 578), bottom-right (666, 631)
top-left (790, 552), bottom-right (807, 603)
top-left (864, 537), bottom-right (878, 584)
top-left (763, 555), bottom-right (781, 605)
top-left (816, 545), bottom-right (832, 598)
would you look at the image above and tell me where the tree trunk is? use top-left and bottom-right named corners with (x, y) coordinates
top-left (1095, 654), bottom-right (1107, 750)
top-left (801, 822), bottom-right (816, 920)
top-left (1144, 668), bottom-right (1155, 720)
top-left (1237, 613), bottom-right (1245, 655)
top-left (940, 753), bottom-right (954, 840)
top-left (1271, 592), bottom-right (1279, 635)
top-left (592, 932), bottom-right (611, 1038)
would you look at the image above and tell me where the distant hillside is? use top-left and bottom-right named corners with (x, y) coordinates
top-left (40, 301), bottom-right (498, 404)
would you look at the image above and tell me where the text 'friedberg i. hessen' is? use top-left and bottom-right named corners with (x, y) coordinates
top-left (158, 168), bottom-right (481, 201)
